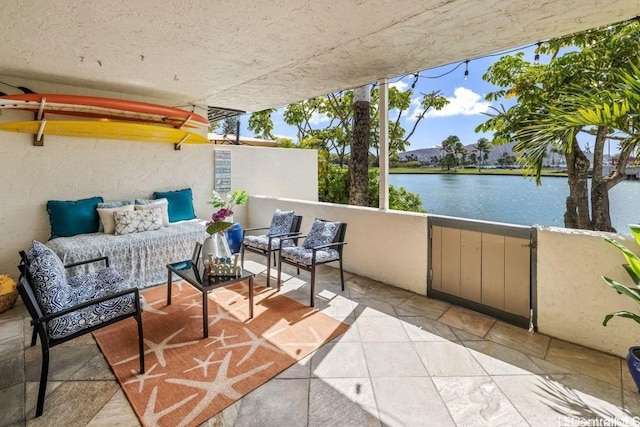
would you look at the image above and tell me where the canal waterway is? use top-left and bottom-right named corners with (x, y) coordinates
top-left (389, 174), bottom-right (640, 232)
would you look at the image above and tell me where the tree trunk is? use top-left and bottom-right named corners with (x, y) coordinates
top-left (591, 133), bottom-right (634, 232)
top-left (563, 138), bottom-right (592, 229)
top-left (350, 86), bottom-right (370, 206)
top-left (590, 126), bottom-right (615, 232)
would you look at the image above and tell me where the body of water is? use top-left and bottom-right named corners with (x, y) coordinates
top-left (389, 173), bottom-right (640, 232)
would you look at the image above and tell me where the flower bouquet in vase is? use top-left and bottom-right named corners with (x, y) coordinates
top-left (202, 189), bottom-right (248, 267)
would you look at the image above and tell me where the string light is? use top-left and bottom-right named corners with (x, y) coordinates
top-left (385, 14), bottom-right (638, 85)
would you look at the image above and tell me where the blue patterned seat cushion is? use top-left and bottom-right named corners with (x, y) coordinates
top-left (243, 235), bottom-right (294, 251)
top-left (302, 220), bottom-right (340, 249)
top-left (280, 246), bottom-right (340, 265)
top-left (26, 241), bottom-right (74, 315)
top-left (269, 209), bottom-right (295, 235)
top-left (26, 240), bottom-right (140, 340)
top-left (48, 268), bottom-right (139, 340)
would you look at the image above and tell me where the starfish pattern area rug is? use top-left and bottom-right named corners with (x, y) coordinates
top-left (93, 280), bottom-right (349, 427)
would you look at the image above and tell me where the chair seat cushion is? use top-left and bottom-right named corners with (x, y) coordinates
top-left (49, 268), bottom-right (140, 340)
top-left (47, 291), bottom-right (139, 340)
top-left (243, 235), bottom-right (294, 252)
top-left (280, 246), bottom-right (339, 265)
top-left (67, 267), bottom-right (130, 303)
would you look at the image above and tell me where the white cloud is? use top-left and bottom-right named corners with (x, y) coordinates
top-left (309, 112), bottom-right (330, 125)
top-left (389, 80), bottom-right (409, 91)
top-left (425, 87), bottom-right (490, 117)
top-left (405, 97), bottom-right (424, 122)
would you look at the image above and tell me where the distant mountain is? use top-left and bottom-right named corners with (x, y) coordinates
top-left (399, 142), bottom-right (519, 165)
top-left (398, 142), bottom-right (603, 168)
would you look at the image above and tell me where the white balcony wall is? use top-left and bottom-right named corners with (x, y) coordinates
top-left (247, 196), bottom-right (429, 295)
top-left (537, 227), bottom-right (639, 358)
top-left (0, 112), bottom-right (317, 280)
top-left (250, 197), bottom-right (638, 357)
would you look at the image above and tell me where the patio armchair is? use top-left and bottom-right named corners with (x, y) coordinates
top-left (17, 240), bottom-right (144, 417)
top-left (241, 209), bottom-right (302, 287)
top-left (277, 219), bottom-right (347, 307)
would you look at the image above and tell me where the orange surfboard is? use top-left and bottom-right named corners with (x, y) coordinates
top-left (0, 94), bottom-right (209, 129)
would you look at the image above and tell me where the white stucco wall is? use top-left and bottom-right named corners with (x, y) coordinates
top-left (537, 227), bottom-right (639, 357)
top-left (247, 196), bottom-right (429, 295)
top-left (0, 116), bottom-right (317, 280)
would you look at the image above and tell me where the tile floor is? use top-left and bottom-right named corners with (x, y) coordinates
top-left (1, 252), bottom-right (640, 426)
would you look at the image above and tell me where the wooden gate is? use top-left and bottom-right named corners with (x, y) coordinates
top-left (428, 215), bottom-right (536, 329)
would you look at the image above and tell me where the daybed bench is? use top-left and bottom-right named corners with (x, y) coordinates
top-left (44, 188), bottom-right (208, 289)
top-left (47, 220), bottom-right (207, 289)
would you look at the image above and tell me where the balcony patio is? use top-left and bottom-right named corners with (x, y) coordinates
top-left (2, 250), bottom-right (638, 426)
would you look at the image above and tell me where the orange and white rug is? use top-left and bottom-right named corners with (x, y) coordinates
top-left (93, 280), bottom-right (349, 427)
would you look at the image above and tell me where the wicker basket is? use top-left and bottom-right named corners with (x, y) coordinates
top-left (0, 290), bottom-right (18, 314)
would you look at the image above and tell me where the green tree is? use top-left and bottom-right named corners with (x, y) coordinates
top-left (249, 78), bottom-right (447, 211)
top-left (247, 108), bottom-right (276, 139)
top-left (221, 116), bottom-right (240, 136)
top-left (319, 166), bottom-right (425, 213)
top-left (440, 135), bottom-right (461, 170)
top-left (474, 137), bottom-right (492, 171)
top-left (477, 19), bottom-right (640, 231)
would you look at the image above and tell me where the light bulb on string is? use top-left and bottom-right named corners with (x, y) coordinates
top-left (534, 42), bottom-right (541, 65)
top-left (463, 60), bottom-right (469, 81)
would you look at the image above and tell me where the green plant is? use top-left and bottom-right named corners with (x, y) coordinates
top-left (602, 224), bottom-right (640, 326)
top-left (205, 189), bottom-right (248, 235)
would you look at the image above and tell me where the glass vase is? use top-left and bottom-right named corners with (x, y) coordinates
top-left (202, 232), bottom-right (232, 261)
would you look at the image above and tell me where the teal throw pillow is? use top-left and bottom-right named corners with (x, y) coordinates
top-left (152, 188), bottom-right (196, 223)
top-left (47, 196), bottom-right (104, 239)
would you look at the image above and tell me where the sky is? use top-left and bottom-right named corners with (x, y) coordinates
top-left (236, 45), bottom-right (538, 152)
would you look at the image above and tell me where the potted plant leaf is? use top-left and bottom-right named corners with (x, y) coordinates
top-left (602, 224), bottom-right (640, 392)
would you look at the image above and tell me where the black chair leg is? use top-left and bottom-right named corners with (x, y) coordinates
top-left (266, 249), bottom-right (272, 288)
top-left (31, 327), bottom-right (37, 347)
top-left (339, 258), bottom-right (345, 291)
top-left (35, 344), bottom-right (50, 417)
top-left (310, 263), bottom-right (316, 307)
top-left (136, 311), bottom-right (145, 373)
top-left (240, 245), bottom-right (245, 269)
top-left (276, 254), bottom-right (283, 292)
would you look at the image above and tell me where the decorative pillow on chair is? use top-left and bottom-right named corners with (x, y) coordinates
top-left (135, 198), bottom-right (170, 226)
top-left (97, 204), bottom-right (135, 234)
top-left (26, 240), bottom-right (74, 314)
top-left (47, 196), bottom-right (104, 239)
top-left (114, 208), bottom-right (164, 235)
top-left (269, 209), bottom-right (295, 235)
top-left (152, 188), bottom-right (196, 223)
top-left (303, 219), bottom-right (340, 249)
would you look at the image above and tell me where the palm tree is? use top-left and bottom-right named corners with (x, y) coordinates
top-left (474, 138), bottom-right (492, 171)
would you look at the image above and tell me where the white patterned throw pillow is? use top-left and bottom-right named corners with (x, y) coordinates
top-left (114, 208), bottom-right (163, 235)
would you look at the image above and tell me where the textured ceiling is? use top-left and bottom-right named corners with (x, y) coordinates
top-left (0, 1), bottom-right (637, 113)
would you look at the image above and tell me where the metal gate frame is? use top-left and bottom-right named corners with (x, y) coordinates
top-left (427, 215), bottom-right (538, 330)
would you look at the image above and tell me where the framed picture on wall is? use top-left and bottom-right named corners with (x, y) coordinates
top-left (214, 149), bottom-right (232, 192)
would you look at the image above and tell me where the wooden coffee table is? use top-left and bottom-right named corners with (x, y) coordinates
top-left (166, 260), bottom-right (254, 338)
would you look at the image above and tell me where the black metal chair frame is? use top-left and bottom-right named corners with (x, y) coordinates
top-left (276, 220), bottom-right (347, 307)
top-left (18, 251), bottom-right (145, 417)
top-left (240, 215), bottom-right (303, 287)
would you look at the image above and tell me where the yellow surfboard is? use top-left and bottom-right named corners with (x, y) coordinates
top-left (0, 120), bottom-right (210, 144)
